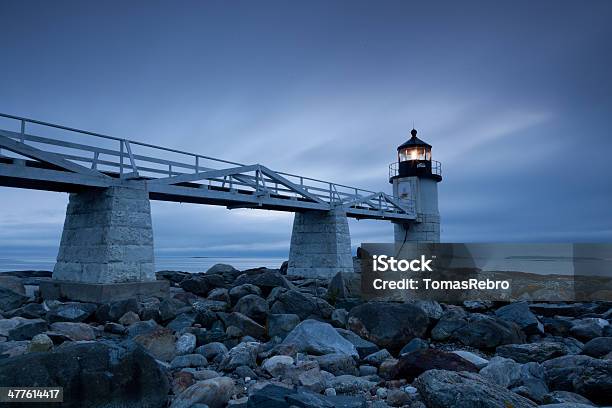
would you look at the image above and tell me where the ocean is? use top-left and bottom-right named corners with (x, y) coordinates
top-left (0, 256), bottom-right (286, 273)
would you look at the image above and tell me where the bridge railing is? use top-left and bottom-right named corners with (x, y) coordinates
top-left (0, 113), bottom-right (415, 217)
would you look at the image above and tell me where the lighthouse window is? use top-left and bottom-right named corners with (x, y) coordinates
top-left (399, 147), bottom-right (430, 162)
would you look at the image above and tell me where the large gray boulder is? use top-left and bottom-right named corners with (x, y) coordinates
top-left (282, 319), bottom-right (358, 357)
top-left (220, 342), bottom-right (260, 371)
top-left (496, 342), bottom-right (568, 363)
top-left (0, 286), bottom-right (28, 311)
top-left (414, 369), bottom-right (537, 408)
top-left (267, 313), bottom-right (300, 339)
top-left (543, 354), bottom-right (612, 405)
top-left (0, 317), bottom-right (47, 340)
top-left (270, 289), bottom-right (334, 320)
top-left (480, 357), bottom-right (549, 403)
top-left (0, 342), bottom-right (169, 408)
top-left (432, 312), bottom-right (525, 350)
top-left (170, 376), bottom-right (234, 408)
top-left (233, 294), bottom-right (269, 323)
top-left (495, 301), bottom-right (543, 335)
top-left (348, 302), bottom-right (429, 352)
top-left (392, 348), bottom-right (479, 381)
top-left (582, 336), bottom-right (612, 358)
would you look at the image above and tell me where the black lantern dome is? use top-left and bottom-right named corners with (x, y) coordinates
top-left (390, 129), bottom-right (442, 182)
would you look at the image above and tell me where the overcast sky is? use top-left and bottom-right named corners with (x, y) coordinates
top-left (1, 1), bottom-right (611, 261)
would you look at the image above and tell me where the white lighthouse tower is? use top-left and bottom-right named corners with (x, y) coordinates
top-left (390, 128), bottom-right (442, 243)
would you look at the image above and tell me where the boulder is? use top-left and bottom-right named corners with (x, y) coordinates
top-left (267, 313), bottom-right (300, 339)
top-left (0, 342), bottom-right (168, 408)
top-left (282, 319), bottom-right (358, 357)
top-left (96, 298), bottom-right (140, 323)
top-left (180, 274), bottom-right (226, 296)
top-left (363, 349), bottom-right (392, 367)
top-left (392, 348), bottom-right (479, 381)
top-left (438, 313), bottom-right (525, 350)
top-left (176, 333), bottom-right (197, 355)
top-left (327, 374), bottom-right (376, 394)
top-left (133, 326), bottom-right (177, 361)
top-left (336, 328), bottom-right (379, 358)
top-left (582, 336), bottom-right (612, 358)
top-left (0, 317), bottom-right (47, 340)
top-left (431, 306), bottom-right (469, 341)
top-left (328, 272), bottom-right (361, 300)
top-left (347, 302), bottom-right (429, 352)
top-left (412, 300), bottom-right (444, 320)
top-left (0, 275), bottom-right (26, 295)
top-left (229, 284), bottom-right (262, 304)
top-left (28, 333), bottom-right (54, 352)
top-left (542, 391), bottom-right (596, 406)
top-left (570, 318), bottom-right (609, 342)
top-left (543, 354), bottom-right (612, 405)
top-left (233, 294), bottom-right (269, 323)
top-left (170, 377), bottom-right (235, 408)
top-left (414, 369), bottom-right (537, 408)
top-left (207, 288), bottom-right (231, 303)
top-left (480, 357), bottom-right (548, 402)
top-left (159, 298), bottom-right (191, 322)
top-left (118, 310), bottom-right (140, 326)
top-left (171, 354), bottom-right (208, 369)
top-left (262, 355), bottom-right (294, 377)
top-left (451, 350), bottom-right (489, 369)
top-left (46, 302), bottom-right (97, 323)
top-left (5, 302), bottom-right (46, 319)
top-left (49, 322), bottom-right (95, 341)
top-left (234, 269), bottom-right (294, 295)
top-left (495, 301), bottom-right (543, 335)
top-left (313, 353), bottom-right (358, 376)
top-left (220, 342), bottom-right (260, 371)
top-left (218, 312), bottom-right (266, 340)
top-left (196, 342), bottom-right (228, 361)
top-left (331, 308), bottom-right (348, 328)
top-left (0, 287), bottom-right (28, 311)
top-left (496, 342), bottom-right (568, 363)
top-left (399, 338), bottom-right (429, 355)
top-left (270, 289), bottom-right (333, 320)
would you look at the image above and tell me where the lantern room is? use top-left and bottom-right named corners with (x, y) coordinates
top-left (390, 128), bottom-right (442, 182)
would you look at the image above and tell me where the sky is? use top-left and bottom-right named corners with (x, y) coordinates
top-left (1, 0), bottom-right (611, 262)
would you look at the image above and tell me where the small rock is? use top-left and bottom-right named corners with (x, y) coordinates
top-left (171, 354), bottom-right (208, 369)
top-left (364, 349), bottom-right (392, 366)
top-left (49, 322), bottom-right (95, 341)
top-left (387, 389), bottom-right (411, 407)
top-left (328, 374), bottom-right (376, 394)
top-left (451, 350), bottom-right (489, 369)
top-left (262, 355), bottom-right (294, 377)
top-left (196, 342), bottom-right (228, 361)
top-left (282, 319), bottom-right (358, 357)
top-left (220, 342), bottom-right (259, 371)
top-left (28, 333), bottom-right (53, 352)
top-left (234, 365), bottom-right (257, 379)
top-left (336, 328), bottom-right (379, 358)
top-left (313, 353), bottom-right (358, 376)
top-left (359, 365), bottom-right (378, 376)
top-left (176, 333), bottom-right (197, 355)
top-left (118, 310), bottom-right (140, 326)
top-left (229, 284), bottom-right (261, 304)
top-left (233, 294), bottom-right (269, 323)
top-left (207, 288), bottom-right (230, 303)
top-left (331, 309), bottom-right (349, 328)
top-left (400, 338), bottom-right (429, 355)
top-left (104, 322), bottom-right (127, 334)
top-left (170, 377), bottom-right (235, 408)
top-left (324, 387), bottom-right (336, 396)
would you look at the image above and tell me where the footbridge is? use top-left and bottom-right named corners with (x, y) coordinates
top-left (0, 113), bottom-right (417, 301)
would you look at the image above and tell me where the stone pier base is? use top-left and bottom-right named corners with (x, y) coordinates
top-left (287, 208), bottom-right (353, 278)
top-left (42, 182), bottom-right (167, 302)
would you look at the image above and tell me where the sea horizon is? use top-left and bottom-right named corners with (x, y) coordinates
top-left (0, 255), bottom-right (287, 273)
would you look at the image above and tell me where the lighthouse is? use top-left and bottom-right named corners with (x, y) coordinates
top-left (389, 129), bottom-right (442, 243)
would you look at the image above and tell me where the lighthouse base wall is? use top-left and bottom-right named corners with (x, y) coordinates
top-left (394, 214), bottom-right (440, 243)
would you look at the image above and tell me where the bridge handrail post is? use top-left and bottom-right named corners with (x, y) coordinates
top-left (119, 140), bottom-right (124, 177)
top-left (20, 120), bottom-right (25, 143)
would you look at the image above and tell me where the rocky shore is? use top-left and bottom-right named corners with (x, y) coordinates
top-left (1, 264), bottom-right (611, 408)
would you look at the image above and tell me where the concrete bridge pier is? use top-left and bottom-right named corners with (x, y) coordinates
top-left (40, 181), bottom-right (168, 302)
top-left (287, 208), bottom-right (354, 278)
